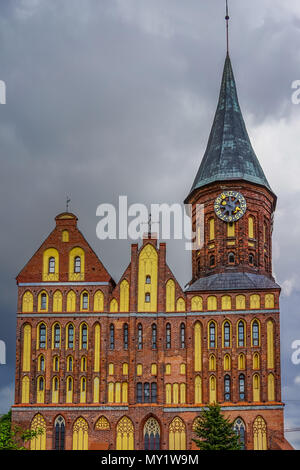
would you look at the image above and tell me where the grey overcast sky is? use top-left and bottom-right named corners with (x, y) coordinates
top-left (0, 0), bottom-right (300, 449)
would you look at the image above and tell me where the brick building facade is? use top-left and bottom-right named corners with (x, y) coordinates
top-left (11, 53), bottom-right (293, 450)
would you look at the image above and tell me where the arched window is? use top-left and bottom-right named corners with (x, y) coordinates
top-left (74, 256), bottom-right (81, 273)
top-left (62, 230), bottom-right (69, 242)
top-left (209, 218), bottom-right (215, 241)
top-left (209, 354), bottom-right (216, 371)
top-left (234, 418), bottom-right (246, 450)
top-left (166, 323), bottom-right (171, 349)
top-left (249, 253), bottom-right (255, 265)
top-left (224, 375), bottom-right (231, 401)
top-left (48, 257), bottom-right (55, 274)
top-left (38, 324), bottom-right (46, 349)
top-left (37, 376), bottom-right (45, 403)
top-left (123, 323), bottom-right (128, 350)
top-left (80, 324), bottom-right (88, 350)
top-left (66, 376), bottom-right (73, 403)
top-left (224, 354), bottom-right (231, 371)
top-left (53, 323), bottom-right (61, 349)
top-left (180, 323), bottom-right (185, 349)
top-left (72, 417), bottom-right (88, 450)
top-left (144, 417), bottom-right (160, 450)
top-left (81, 356), bottom-right (87, 372)
top-left (209, 322), bottom-right (216, 348)
top-left (53, 356), bottom-right (59, 372)
top-left (146, 275), bottom-right (151, 284)
top-left (67, 324), bottom-right (74, 349)
top-left (252, 320), bottom-right (260, 347)
top-left (248, 216), bottom-right (255, 239)
top-left (40, 293), bottom-right (47, 311)
top-left (169, 417), bottom-right (186, 450)
top-left (145, 293), bottom-right (151, 303)
top-left (228, 252), bottom-right (235, 264)
top-left (223, 321), bottom-right (231, 348)
top-left (138, 324), bottom-right (143, 350)
top-left (80, 377), bottom-right (87, 403)
top-left (195, 376), bottom-right (202, 404)
top-left (38, 354), bottom-right (45, 372)
top-left (54, 416), bottom-right (65, 451)
top-left (52, 376), bottom-right (59, 403)
top-left (116, 417), bottom-right (134, 450)
top-left (253, 374), bottom-right (260, 402)
top-left (209, 375), bottom-right (217, 404)
top-left (30, 414), bottom-right (46, 450)
top-left (109, 324), bottom-right (115, 350)
top-left (81, 293), bottom-right (89, 310)
top-left (67, 356), bottom-right (73, 372)
top-left (152, 324), bottom-right (157, 349)
top-left (253, 416), bottom-right (267, 450)
top-left (210, 255), bottom-right (215, 267)
top-left (22, 291), bottom-right (33, 313)
top-left (239, 374), bottom-right (245, 401)
top-left (238, 321), bottom-right (245, 347)
top-left (238, 353), bottom-right (246, 370)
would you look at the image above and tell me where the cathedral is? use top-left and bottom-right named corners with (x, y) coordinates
top-left (12, 50), bottom-right (293, 450)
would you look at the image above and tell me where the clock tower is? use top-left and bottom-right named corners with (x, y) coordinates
top-left (185, 54), bottom-right (276, 284)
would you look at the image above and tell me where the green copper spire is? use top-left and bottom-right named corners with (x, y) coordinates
top-left (187, 54), bottom-right (271, 198)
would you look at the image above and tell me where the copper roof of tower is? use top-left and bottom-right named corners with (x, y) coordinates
top-left (186, 54), bottom-right (272, 199)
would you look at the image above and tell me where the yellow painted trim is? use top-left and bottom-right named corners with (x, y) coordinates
top-left (22, 291), bottom-right (33, 313)
top-left (194, 321), bottom-right (202, 372)
top-left (42, 248), bottom-right (59, 282)
top-left (21, 376), bottom-right (30, 404)
top-left (69, 247), bottom-right (85, 281)
top-left (94, 324), bottom-right (101, 372)
top-left (191, 296), bottom-right (203, 311)
top-left (94, 290), bottom-right (104, 312)
top-left (66, 290), bottom-right (76, 312)
top-left (120, 279), bottom-right (130, 312)
top-left (38, 291), bottom-right (48, 313)
top-left (22, 324), bottom-right (31, 372)
top-left (138, 244), bottom-right (158, 313)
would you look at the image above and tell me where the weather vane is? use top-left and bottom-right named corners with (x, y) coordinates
top-left (66, 196), bottom-right (71, 212)
top-left (225, 0), bottom-right (230, 54)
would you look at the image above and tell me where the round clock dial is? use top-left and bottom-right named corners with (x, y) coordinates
top-left (214, 191), bottom-right (247, 222)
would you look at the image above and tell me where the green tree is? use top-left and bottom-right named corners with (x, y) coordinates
top-left (0, 410), bottom-right (43, 450)
top-left (193, 404), bottom-right (242, 450)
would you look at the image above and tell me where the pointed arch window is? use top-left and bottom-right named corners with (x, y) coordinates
top-left (209, 322), bottom-right (216, 348)
top-left (74, 256), bottom-right (81, 273)
top-left (234, 418), bottom-right (246, 450)
top-left (249, 253), bottom-right (255, 266)
top-left (54, 324), bottom-right (60, 349)
top-left (252, 321), bottom-right (260, 347)
top-left (146, 275), bottom-right (151, 284)
top-left (224, 375), bottom-right (231, 401)
top-left (144, 383), bottom-right (150, 403)
top-left (39, 324), bottom-right (46, 349)
top-left (223, 321), bottom-right (231, 348)
top-left (48, 257), bottom-right (55, 274)
top-left (239, 374), bottom-right (245, 401)
top-left (228, 252), bottom-right (235, 264)
top-left (145, 293), bottom-right (151, 303)
top-left (166, 323), bottom-right (171, 349)
top-left (152, 324), bottom-right (157, 349)
top-left (82, 293), bottom-right (89, 310)
top-left (210, 255), bottom-right (215, 267)
top-left (67, 356), bottom-right (73, 372)
top-left (38, 355), bottom-right (45, 371)
top-left (138, 324), bottom-right (143, 350)
top-left (123, 323), bottom-right (128, 350)
top-left (67, 324), bottom-right (74, 349)
top-left (81, 324), bottom-right (88, 349)
top-left (109, 324), bottom-right (115, 350)
top-left (136, 383), bottom-right (142, 403)
top-left (180, 323), bottom-right (185, 349)
top-left (238, 321), bottom-right (245, 347)
top-left (40, 293), bottom-right (47, 310)
top-left (53, 356), bottom-right (59, 372)
top-left (144, 417), bottom-right (160, 450)
top-left (54, 416), bottom-right (65, 451)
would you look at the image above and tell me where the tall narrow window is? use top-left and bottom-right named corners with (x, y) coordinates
top-left (224, 375), bottom-right (231, 401)
top-left (110, 324), bottom-right (115, 350)
top-left (151, 383), bottom-right (157, 403)
top-left (180, 323), bottom-right (185, 349)
top-left (239, 374), bottom-right (245, 401)
top-left (67, 325), bottom-right (74, 349)
top-left (210, 255), bottom-right (215, 267)
top-left (82, 293), bottom-right (88, 310)
top-left (234, 419), bottom-right (246, 450)
top-left (41, 294), bottom-right (47, 310)
top-left (224, 322), bottom-right (231, 348)
top-left (39, 355), bottom-right (45, 371)
top-left (67, 356), bottom-right (73, 372)
top-left (152, 324), bottom-right (157, 349)
top-left (252, 321), bottom-right (260, 347)
top-left (53, 356), bottom-right (59, 372)
top-left (138, 324), bottom-right (143, 350)
top-left (136, 383), bottom-right (142, 403)
top-left (81, 324), bottom-right (88, 349)
top-left (74, 256), bottom-right (81, 273)
top-left (146, 275), bottom-right (151, 284)
top-left (228, 252), bottom-right (235, 264)
top-left (49, 257), bottom-right (55, 273)
top-left (123, 323), bottom-right (128, 350)
top-left (238, 321), bottom-right (245, 348)
top-left (144, 383), bottom-right (150, 403)
top-left (145, 293), bottom-right (150, 303)
top-left (54, 416), bottom-right (65, 451)
top-left (39, 324), bottom-right (46, 349)
top-left (209, 322), bottom-right (216, 348)
top-left (54, 324), bottom-right (60, 349)
top-left (166, 323), bottom-right (171, 349)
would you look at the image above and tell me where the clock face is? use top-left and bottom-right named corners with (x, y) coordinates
top-left (214, 191), bottom-right (247, 222)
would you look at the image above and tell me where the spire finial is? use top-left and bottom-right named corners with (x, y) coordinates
top-left (225, 0), bottom-right (230, 54)
top-left (66, 196), bottom-right (71, 212)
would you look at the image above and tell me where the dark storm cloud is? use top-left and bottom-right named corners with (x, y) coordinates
top-left (0, 0), bottom-right (300, 448)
